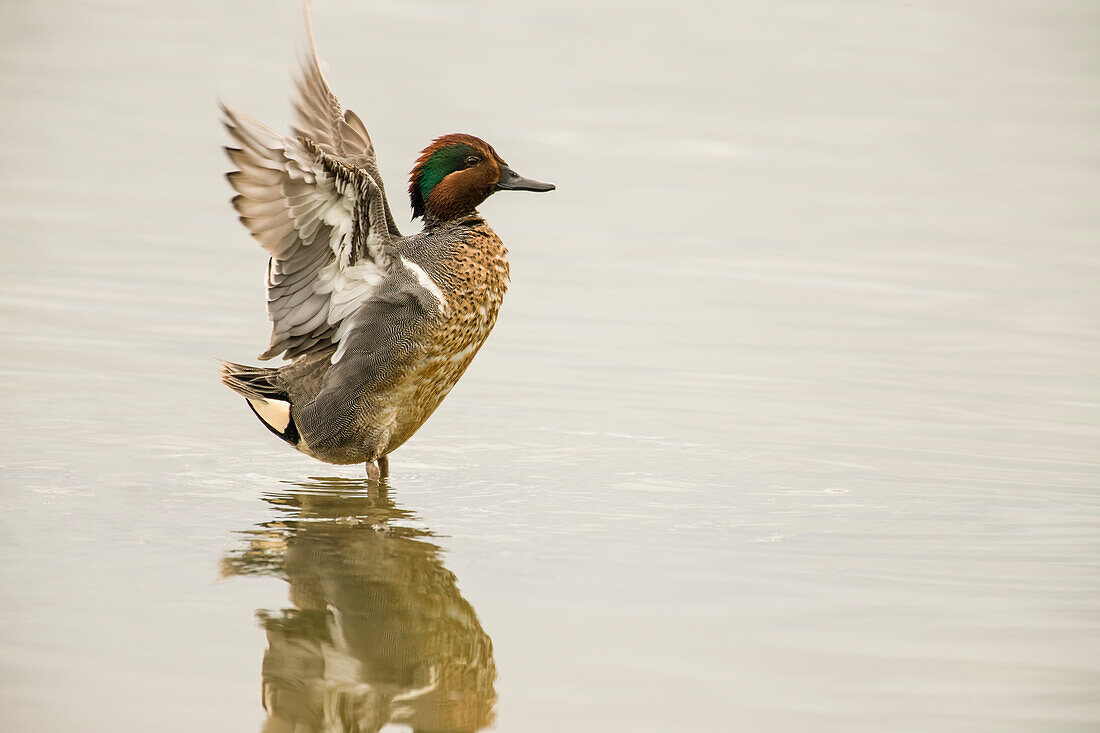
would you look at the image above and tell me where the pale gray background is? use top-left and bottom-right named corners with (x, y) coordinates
top-left (1, 0), bottom-right (1098, 730)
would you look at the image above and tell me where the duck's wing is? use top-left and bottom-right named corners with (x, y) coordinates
top-left (223, 104), bottom-right (397, 362)
top-left (292, 0), bottom-right (401, 237)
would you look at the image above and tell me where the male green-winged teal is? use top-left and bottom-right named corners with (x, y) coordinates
top-left (219, 1), bottom-right (554, 480)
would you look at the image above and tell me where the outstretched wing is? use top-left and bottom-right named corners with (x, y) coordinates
top-left (292, 0), bottom-right (401, 236)
top-left (222, 3), bottom-right (403, 362)
top-left (224, 105), bottom-right (395, 361)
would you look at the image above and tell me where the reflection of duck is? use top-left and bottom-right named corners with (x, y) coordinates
top-left (222, 477), bottom-right (496, 732)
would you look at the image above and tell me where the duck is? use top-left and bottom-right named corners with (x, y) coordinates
top-left (219, 1), bottom-right (554, 480)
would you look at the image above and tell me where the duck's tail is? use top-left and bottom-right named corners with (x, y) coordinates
top-left (219, 361), bottom-right (300, 446)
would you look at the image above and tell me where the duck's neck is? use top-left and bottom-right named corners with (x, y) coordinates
top-left (421, 209), bottom-right (483, 231)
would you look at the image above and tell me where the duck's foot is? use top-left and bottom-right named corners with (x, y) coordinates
top-left (365, 456), bottom-right (389, 482)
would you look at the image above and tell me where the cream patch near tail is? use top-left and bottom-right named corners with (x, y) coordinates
top-left (247, 397), bottom-right (291, 433)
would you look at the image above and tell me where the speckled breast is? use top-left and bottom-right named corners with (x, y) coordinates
top-left (380, 222), bottom-right (510, 454)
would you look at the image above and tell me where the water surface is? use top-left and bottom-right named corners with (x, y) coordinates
top-left (1, 1), bottom-right (1098, 731)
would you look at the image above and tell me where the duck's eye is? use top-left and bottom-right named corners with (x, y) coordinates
top-left (465, 156), bottom-right (480, 167)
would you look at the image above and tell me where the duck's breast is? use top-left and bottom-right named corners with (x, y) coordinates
top-left (379, 221), bottom-right (510, 452)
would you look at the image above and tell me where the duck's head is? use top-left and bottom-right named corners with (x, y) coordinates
top-left (409, 133), bottom-right (554, 222)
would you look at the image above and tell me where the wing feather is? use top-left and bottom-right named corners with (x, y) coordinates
top-left (292, 0), bottom-right (401, 237)
top-left (223, 101), bottom-right (396, 362)
top-left (222, 1), bottom-right (411, 363)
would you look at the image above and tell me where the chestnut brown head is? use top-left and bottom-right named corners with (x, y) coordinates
top-left (408, 133), bottom-right (554, 222)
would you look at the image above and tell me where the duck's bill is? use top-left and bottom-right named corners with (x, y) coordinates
top-left (496, 167), bottom-right (555, 192)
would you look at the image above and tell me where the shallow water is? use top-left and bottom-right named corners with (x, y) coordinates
top-left (1, 0), bottom-right (1099, 730)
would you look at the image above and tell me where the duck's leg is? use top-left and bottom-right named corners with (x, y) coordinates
top-left (366, 460), bottom-right (380, 482)
top-left (377, 455), bottom-right (389, 478)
